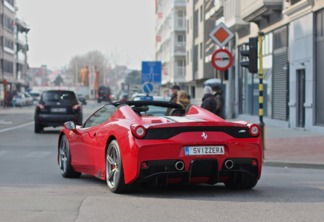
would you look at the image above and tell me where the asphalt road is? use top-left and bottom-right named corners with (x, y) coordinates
top-left (0, 102), bottom-right (324, 222)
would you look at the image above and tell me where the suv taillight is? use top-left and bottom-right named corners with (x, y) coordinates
top-left (72, 104), bottom-right (81, 111)
top-left (36, 104), bottom-right (45, 110)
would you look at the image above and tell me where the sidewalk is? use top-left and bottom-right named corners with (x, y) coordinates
top-left (263, 124), bottom-right (324, 168)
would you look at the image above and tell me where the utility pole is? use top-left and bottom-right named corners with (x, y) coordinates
top-left (258, 31), bottom-right (265, 156)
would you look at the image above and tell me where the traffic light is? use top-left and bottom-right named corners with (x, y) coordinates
top-left (240, 37), bottom-right (258, 73)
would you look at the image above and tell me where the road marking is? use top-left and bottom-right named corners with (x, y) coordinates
top-left (0, 120), bottom-right (13, 124)
top-left (0, 121), bottom-right (34, 133)
top-left (24, 151), bottom-right (53, 158)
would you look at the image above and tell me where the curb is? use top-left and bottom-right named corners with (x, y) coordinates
top-left (263, 160), bottom-right (324, 170)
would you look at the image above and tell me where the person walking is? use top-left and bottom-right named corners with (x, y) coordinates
top-left (201, 86), bottom-right (217, 115)
top-left (212, 85), bottom-right (225, 119)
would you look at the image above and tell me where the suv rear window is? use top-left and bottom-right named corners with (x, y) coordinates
top-left (42, 91), bottom-right (78, 103)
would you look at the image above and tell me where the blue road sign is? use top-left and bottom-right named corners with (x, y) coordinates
top-left (142, 82), bottom-right (154, 94)
top-left (141, 61), bottom-right (162, 84)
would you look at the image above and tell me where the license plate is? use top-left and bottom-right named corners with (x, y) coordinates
top-left (184, 146), bottom-right (225, 156)
top-left (51, 108), bottom-right (66, 113)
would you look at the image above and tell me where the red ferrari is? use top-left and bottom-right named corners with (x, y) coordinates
top-left (58, 101), bottom-right (263, 193)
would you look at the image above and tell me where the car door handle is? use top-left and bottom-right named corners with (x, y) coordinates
top-left (93, 133), bottom-right (96, 137)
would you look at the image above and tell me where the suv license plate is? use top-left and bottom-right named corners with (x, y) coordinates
top-left (51, 108), bottom-right (66, 113)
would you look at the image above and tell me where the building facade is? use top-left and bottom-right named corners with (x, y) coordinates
top-left (0, 0), bottom-right (30, 107)
top-left (155, 0), bottom-right (187, 96)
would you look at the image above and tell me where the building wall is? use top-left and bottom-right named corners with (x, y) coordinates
top-left (288, 13), bottom-right (315, 129)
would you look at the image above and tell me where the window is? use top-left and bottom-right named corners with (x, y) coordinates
top-left (200, 42), bottom-right (203, 59)
top-left (3, 37), bottom-right (14, 50)
top-left (200, 5), bottom-right (203, 22)
top-left (84, 105), bottom-right (116, 128)
top-left (3, 60), bottom-right (13, 74)
top-left (3, 15), bottom-right (14, 32)
top-left (177, 34), bottom-right (184, 43)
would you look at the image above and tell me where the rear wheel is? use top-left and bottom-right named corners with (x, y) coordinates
top-left (59, 135), bottom-right (81, 178)
top-left (106, 140), bottom-right (131, 193)
top-left (34, 122), bottom-right (43, 133)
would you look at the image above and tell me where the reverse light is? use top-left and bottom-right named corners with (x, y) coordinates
top-left (131, 124), bottom-right (147, 139)
top-left (249, 124), bottom-right (260, 137)
top-left (251, 159), bottom-right (258, 167)
top-left (141, 162), bottom-right (149, 169)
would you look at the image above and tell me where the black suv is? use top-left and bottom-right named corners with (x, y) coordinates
top-left (97, 86), bottom-right (112, 103)
top-left (34, 90), bottom-right (83, 133)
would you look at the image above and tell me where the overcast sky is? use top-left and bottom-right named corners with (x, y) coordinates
top-left (16, 0), bottom-right (156, 70)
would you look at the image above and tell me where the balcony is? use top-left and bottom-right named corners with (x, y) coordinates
top-left (241, 0), bottom-right (283, 23)
top-left (205, 0), bottom-right (224, 20)
top-left (283, 0), bottom-right (313, 19)
top-left (174, 42), bottom-right (186, 55)
top-left (223, 0), bottom-right (248, 31)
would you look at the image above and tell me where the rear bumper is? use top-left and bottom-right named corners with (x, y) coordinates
top-left (35, 113), bottom-right (82, 126)
top-left (138, 158), bottom-right (259, 185)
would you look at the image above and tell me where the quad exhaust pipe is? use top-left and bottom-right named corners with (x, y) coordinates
top-left (224, 159), bottom-right (234, 169)
top-left (174, 161), bottom-right (185, 171)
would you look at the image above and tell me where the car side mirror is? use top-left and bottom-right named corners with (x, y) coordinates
top-left (64, 121), bottom-right (76, 131)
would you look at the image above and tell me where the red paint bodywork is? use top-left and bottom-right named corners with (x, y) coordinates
top-left (58, 104), bottom-right (263, 185)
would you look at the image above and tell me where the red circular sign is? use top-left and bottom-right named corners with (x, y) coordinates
top-left (211, 49), bottom-right (233, 71)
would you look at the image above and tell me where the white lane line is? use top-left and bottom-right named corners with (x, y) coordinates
top-left (0, 121), bottom-right (34, 133)
top-left (24, 151), bottom-right (53, 158)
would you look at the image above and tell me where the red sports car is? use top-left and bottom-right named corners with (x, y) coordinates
top-left (58, 101), bottom-right (263, 193)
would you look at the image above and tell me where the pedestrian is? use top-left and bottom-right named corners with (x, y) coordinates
top-left (170, 84), bottom-right (180, 103)
top-left (212, 85), bottom-right (225, 119)
top-left (201, 86), bottom-right (217, 115)
top-left (166, 84), bottom-right (181, 115)
top-left (176, 90), bottom-right (190, 110)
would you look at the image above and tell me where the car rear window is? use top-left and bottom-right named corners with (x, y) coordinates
top-left (42, 91), bottom-right (77, 103)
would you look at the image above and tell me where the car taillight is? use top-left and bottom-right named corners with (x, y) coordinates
top-left (72, 104), bottom-right (81, 110)
top-left (130, 124), bottom-right (147, 139)
top-left (36, 104), bottom-right (45, 110)
top-left (248, 124), bottom-right (260, 137)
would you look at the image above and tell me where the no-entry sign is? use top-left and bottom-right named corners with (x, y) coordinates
top-left (211, 49), bottom-right (233, 71)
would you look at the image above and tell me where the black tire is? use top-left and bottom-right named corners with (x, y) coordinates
top-left (34, 122), bottom-right (43, 133)
top-left (106, 140), bottom-right (132, 193)
top-left (59, 135), bottom-right (81, 178)
top-left (224, 173), bottom-right (258, 190)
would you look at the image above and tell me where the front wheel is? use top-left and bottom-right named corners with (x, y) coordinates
top-left (106, 140), bottom-right (130, 193)
top-left (59, 135), bottom-right (81, 178)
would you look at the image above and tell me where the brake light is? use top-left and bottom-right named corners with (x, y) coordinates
top-left (72, 104), bottom-right (81, 110)
top-left (248, 124), bottom-right (260, 137)
top-left (130, 124), bottom-right (147, 139)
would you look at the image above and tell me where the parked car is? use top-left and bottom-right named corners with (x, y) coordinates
top-left (29, 91), bottom-right (41, 104)
top-left (12, 93), bottom-right (26, 107)
top-left (34, 90), bottom-right (83, 133)
top-left (97, 86), bottom-right (112, 103)
top-left (58, 100), bottom-right (262, 193)
top-left (24, 92), bottom-right (33, 105)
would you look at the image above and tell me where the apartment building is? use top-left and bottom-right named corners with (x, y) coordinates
top-left (185, 0), bottom-right (215, 102)
top-left (155, 0), bottom-right (186, 96)
top-left (0, 0), bottom-right (30, 106)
